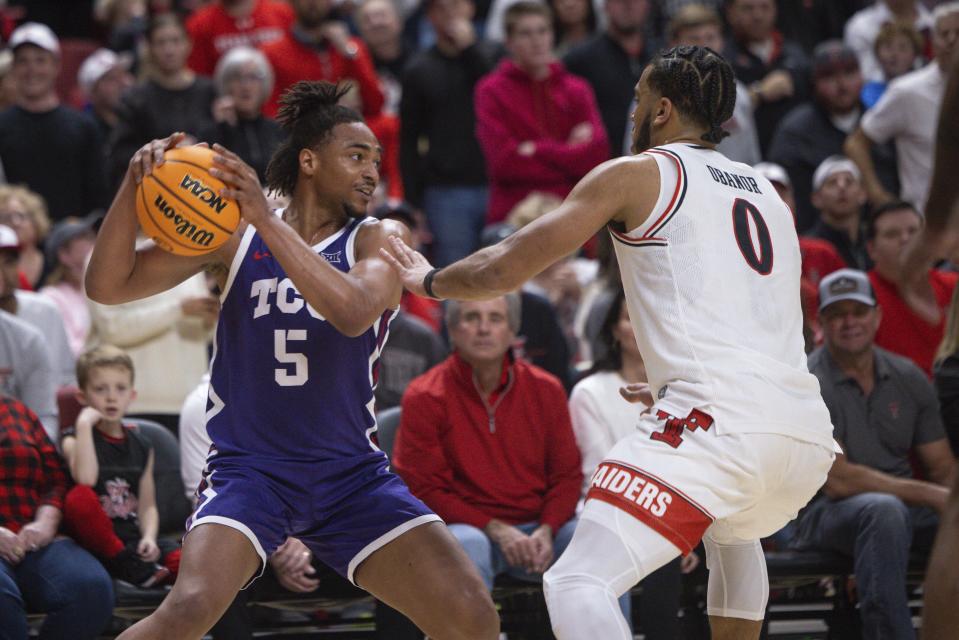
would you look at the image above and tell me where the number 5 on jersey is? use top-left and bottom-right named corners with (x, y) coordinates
top-left (275, 329), bottom-right (307, 386)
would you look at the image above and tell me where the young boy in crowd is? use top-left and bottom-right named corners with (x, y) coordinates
top-left (61, 345), bottom-right (180, 587)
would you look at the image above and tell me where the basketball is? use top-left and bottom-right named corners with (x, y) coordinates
top-left (135, 146), bottom-right (240, 256)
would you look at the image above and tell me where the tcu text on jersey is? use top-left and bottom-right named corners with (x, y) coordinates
top-left (250, 277), bottom-right (327, 321)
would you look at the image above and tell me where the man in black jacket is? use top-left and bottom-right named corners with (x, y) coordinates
top-left (721, 0), bottom-right (808, 156)
top-left (400, 0), bottom-right (502, 267)
top-left (563, 0), bottom-right (654, 156)
top-left (768, 41), bottom-right (898, 232)
top-left (0, 23), bottom-right (108, 222)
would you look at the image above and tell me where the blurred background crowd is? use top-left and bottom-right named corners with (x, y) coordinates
top-left (0, 0), bottom-right (958, 638)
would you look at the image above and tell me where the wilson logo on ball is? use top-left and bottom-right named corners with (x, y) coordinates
top-left (153, 194), bottom-right (215, 247)
top-left (135, 145), bottom-right (240, 256)
top-left (179, 174), bottom-right (229, 214)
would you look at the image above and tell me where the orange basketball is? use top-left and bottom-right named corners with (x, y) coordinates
top-left (135, 146), bottom-right (240, 256)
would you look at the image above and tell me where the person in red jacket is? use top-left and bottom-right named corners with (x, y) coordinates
top-left (475, 1), bottom-right (608, 224)
top-left (186, 0), bottom-right (294, 77)
top-left (261, 0), bottom-right (384, 119)
top-left (867, 200), bottom-right (958, 377)
top-left (393, 293), bottom-right (582, 590)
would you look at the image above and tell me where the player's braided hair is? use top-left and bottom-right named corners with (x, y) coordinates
top-left (265, 81), bottom-right (363, 196)
top-left (646, 45), bottom-right (735, 144)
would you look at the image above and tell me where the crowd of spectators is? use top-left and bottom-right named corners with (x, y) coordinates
top-left (0, 0), bottom-right (957, 637)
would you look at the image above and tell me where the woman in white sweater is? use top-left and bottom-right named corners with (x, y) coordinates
top-left (86, 271), bottom-right (217, 433)
top-left (569, 287), bottom-right (649, 497)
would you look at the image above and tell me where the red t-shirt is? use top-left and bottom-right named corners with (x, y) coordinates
top-left (869, 269), bottom-right (958, 377)
top-left (186, 0), bottom-right (294, 77)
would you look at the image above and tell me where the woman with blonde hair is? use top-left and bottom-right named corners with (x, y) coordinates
top-left (934, 286), bottom-right (959, 456)
top-left (0, 184), bottom-right (50, 289)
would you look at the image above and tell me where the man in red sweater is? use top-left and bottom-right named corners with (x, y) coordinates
top-left (867, 200), bottom-right (958, 376)
top-left (261, 0), bottom-right (384, 119)
top-left (393, 293), bottom-right (582, 590)
top-left (186, 0), bottom-right (294, 77)
top-left (475, 1), bottom-right (608, 223)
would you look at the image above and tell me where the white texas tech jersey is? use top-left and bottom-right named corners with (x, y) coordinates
top-left (611, 143), bottom-right (834, 450)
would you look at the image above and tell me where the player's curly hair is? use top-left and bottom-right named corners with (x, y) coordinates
top-left (265, 81), bottom-right (363, 196)
top-left (646, 45), bottom-right (735, 144)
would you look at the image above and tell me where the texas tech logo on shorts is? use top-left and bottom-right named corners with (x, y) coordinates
top-left (586, 461), bottom-right (712, 553)
top-left (650, 408), bottom-right (714, 448)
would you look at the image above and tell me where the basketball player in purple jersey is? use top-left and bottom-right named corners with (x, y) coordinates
top-left (86, 82), bottom-right (499, 640)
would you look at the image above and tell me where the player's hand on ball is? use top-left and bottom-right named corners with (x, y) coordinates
top-left (209, 144), bottom-right (271, 225)
top-left (380, 235), bottom-right (434, 297)
top-left (129, 132), bottom-right (188, 184)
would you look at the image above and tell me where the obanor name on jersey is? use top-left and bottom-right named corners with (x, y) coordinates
top-left (705, 164), bottom-right (763, 194)
top-left (589, 463), bottom-right (673, 517)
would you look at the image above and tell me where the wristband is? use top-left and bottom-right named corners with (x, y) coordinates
top-left (423, 268), bottom-right (442, 299)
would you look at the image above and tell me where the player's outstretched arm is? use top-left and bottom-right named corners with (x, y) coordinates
top-left (898, 50), bottom-right (959, 322)
top-left (86, 134), bottom-right (233, 305)
top-left (382, 156), bottom-right (659, 301)
top-left (921, 471), bottom-right (959, 639)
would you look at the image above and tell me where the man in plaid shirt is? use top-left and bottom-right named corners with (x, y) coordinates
top-left (0, 394), bottom-right (114, 639)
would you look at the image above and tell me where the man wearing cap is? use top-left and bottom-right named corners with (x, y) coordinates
top-left (0, 22), bottom-right (108, 222)
top-left (804, 155), bottom-right (872, 271)
top-left (790, 268), bottom-right (955, 638)
top-left (845, 3), bottom-right (959, 212)
top-left (768, 40), bottom-right (898, 233)
top-left (78, 48), bottom-right (134, 152)
top-left (0, 225), bottom-right (59, 442)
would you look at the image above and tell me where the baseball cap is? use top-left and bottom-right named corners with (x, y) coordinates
top-left (818, 268), bottom-right (876, 311)
top-left (812, 155), bottom-right (862, 192)
top-left (753, 162), bottom-right (791, 190)
top-left (9, 22), bottom-right (60, 56)
top-left (77, 48), bottom-right (130, 96)
top-left (0, 224), bottom-right (20, 252)
top-left (811, 40), bottom-right (859, 79)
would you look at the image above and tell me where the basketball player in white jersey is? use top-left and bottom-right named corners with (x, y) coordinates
top-left (382, 45), bottom-right (837, 640)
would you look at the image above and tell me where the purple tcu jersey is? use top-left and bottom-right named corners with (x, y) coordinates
top-left (206, 214), bottom-right (395, 464)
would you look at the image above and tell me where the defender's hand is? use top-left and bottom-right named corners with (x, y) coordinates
top-left (380, 235), bottom-right (435, 298)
